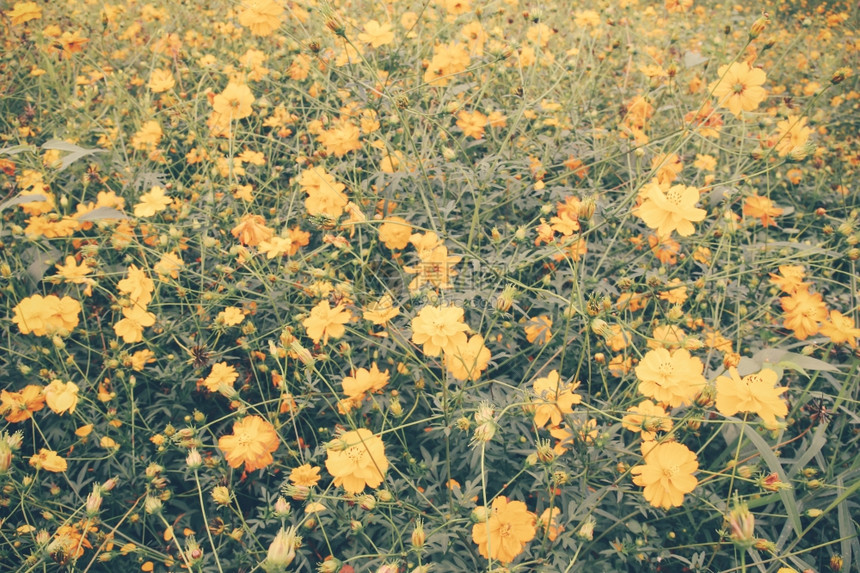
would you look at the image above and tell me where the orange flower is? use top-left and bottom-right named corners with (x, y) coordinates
top-left (471, 496), bottom-right (537, 564)
top-left (537, 507), bottom-right (563, 542)
top-left (358, 20), bottom-right (395, 48)
top-left (362, 294), bottom-right (400, 325)
top-left (133, 186), bottom-right (172, 217)
top-left (325, 428), bottom-right (388, 493)
top-left (743, 194), bottom-right (783, 227)
top-left (709, 61), bottom-right (768, 118)
top-left (769, 265), bottom-right (809, 294)
top-left (218, 415), bottom-right (280, 472)
top-left (316, 120), bottom-right (362, 157)
top-left (780, 288), bottom-right (827, 340)
top-left (147, 69), bottom-right (175, 93)
top-left (457, 110), bottom-right (488, 139)
top-left (1, 385), bottom-right (45, 423)
top-left (631, 441), bottom-right (698, 509)
top-left (772, 115), bottom-right (812, 157)
top-left (303, 300), bottom-right (352, 344)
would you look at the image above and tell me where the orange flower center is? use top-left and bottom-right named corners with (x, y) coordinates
top-left (345, 446), bottom-right (364, 463)
top-left (732, 82), bottom-right (745, 94)
top-left (662, 464), bottom-right (680, 478)
top-left (498, 523), bottom-right (512, 537)
top-left (236, 432), bottom-right (253, 446)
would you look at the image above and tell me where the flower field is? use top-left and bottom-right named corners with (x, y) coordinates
top-left (0, 0), bottom-right (858, 571)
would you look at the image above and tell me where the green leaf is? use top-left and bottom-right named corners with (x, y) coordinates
top-left (742, 424), bottom-right (802, 538)
top-left (76, 206), bottom-right (128, 221)
top-left (0, 193), bottom-right (47, 212)
top-left (41, 139), bottom-right (105, 172)
top-left (0, 144), bottom-right (36, 156)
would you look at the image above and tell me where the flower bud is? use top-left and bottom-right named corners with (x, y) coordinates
top-left (411, 519), bottom-right (426, 549)
top-left (317, 558), bottom-right (342, 573)
top-left (262, 526), bottom-right (299, 573)
top-left (577, 516), bottom-right (596, 541)
top-left (211, 486), bottom-right (232, 505)
top-left (495, 285), bottom-right (517, 312)
top-left (144, 496), bottom-right (163, 515)
top-left (749, 13), bottom-right (769, 39)
top-left (471, 506), bottom-right (491, 523)
top-left (86, 487), bottom-right (103, 517)
top-left (0, 441), bottom-right (12, 474)
top-left (728, 502), bottom-right (755, 549)
top-left (359, 495), bottom-right (376, 511)
top-left (273, 496), bottom-right (291, 517)
top-left (186, 448), bottom-right (203, 469)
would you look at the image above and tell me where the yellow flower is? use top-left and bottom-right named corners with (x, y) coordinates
top-left (772, 115), bottom-right (812, 157)
top-left (316, 120), bottom-right (362, 157)
top-left (238, 0), bottom-right (284, 37)
top-left (29, 449), bottom-right (67, 473)
top-left (524, 315), bottom-right (552, 344)
top-left (303, 300), bottom-right (352, 344)
top-left (231, 214), bottom-right (274, 247)
top-left (203, 363), bottom-right (239, 393)
top-left (218, 415), bottom-right (280, 472)
top-left (1, 385), bottom-right (45, 423)
top-left (631, 441), bottom-right (698, 509)
top-left (216, 307), bottom-right (245, 327)
top-left (44, 380), bottom-right (79, 416)
top-left (819, 310), bottom-right (860, 348)
top-left (7, 2), bottom-right (42, 26)
top-left (154, 252), bottom-right (183, 279)
top-left (378, 217), bottom-right (412, 250)
top-left (635, 348), bottom-right (705, 408)
top-left (212, 81), bottom-right (255, 120)
top-left (709, 61), bottom-right (768, 118)
top-left (471, 496), bottom-right (537, 564)
top-left (358, 20), bottom-right (395, 48)
top-left (325, 428), bottom-right (388, 494)
top-left (133, 185), bottom-right (171, 217)
top-left (299, 166), bottom-right (349, 218)
top-left (404, 244), bottom-right (461, 292)
top-left (130, 120), bottom-right (163, 150)
top-left (443, 334), bottom-right (491, 381)
top-left (715, 368), bottom-right (788, 426)
top-left (147, 69), bottom-right (175, 93)
top-left (54, 256), bottom-right (94, 286)
top-left (537, 507), bottom-right (563, 542)
top-left (622, 400), bottom-right (673, 441)
top-left (527, 370), bottom-right (581, 428)
top-left (411, 304), bottom-right (470, 357)
top-left (342, 363), bottom-right (390, 398)
top-left (12, 294), bottom-right (81, 337)
top-left (362, 295), bottom-right (400, 325)
top-left (635, 180), bottom-right (707, 237)
top-left (289, 463), bottom-right (321, 487)
top-left (129, 349), bottom-right (156, 371)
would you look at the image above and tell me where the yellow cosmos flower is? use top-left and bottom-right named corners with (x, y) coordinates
top-left (527, 370), bottom-right (581, 428)
top-left (12, 294), bottom-right (81, 337)
top-left (635, 180), bottom-right (707, 238)
top-left (635, 348), bottom-right (706, 408)
top-left (709, 61), bottom-right (768, 118)
top-left (631, 441), bottom-right (698, 509)
top-left (443, 334), bottom-right (491, 381)
top-left (303, 300), bottom-right (352, 344)
top-left (218, 415), bottom-right (280, 472)
top-left (44, 380), bottom-right (79, 415)
top-left (471, 496), bottom-right (537, 564)
top-left (410, 304), bottom-right (470, 357)
top-left (29, 449), bottom-right (67, 473)
top-left (238, 0), bottom-right (284, 37)
top-left (325, 428), bottom-right (388, 494)
top-left (715, 367), bottom-right (788, 427)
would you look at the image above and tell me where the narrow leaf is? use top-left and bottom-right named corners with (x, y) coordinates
top-left (742, 424), bottom-right (802, 537)
top-left (0, 193), bottom-right (47, 212)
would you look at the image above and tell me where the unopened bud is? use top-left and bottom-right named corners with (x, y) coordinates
top-left (728, 502), bottom-right (755, 549)
top-left (411, 519), bottom-right (426, 548)
top-left (262, 526), bottom-right (299, 573)
top-left (186, 448), bottom-right (203, 469)
top-left (144, 496), bottom-right (163, 515)
top-left (273, 496), bottom-right (291, 518)
top-left (831, 67), bottom-right (850, 85)
top-left (749, 13), bottom-right (769, 39)
top-left (86, 487), bottom-right (103, 517)
top-left (577, 516), bottom-right (596, 541)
